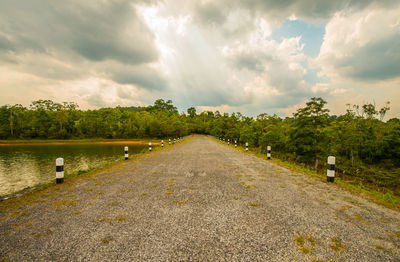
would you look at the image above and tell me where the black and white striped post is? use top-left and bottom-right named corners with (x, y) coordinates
top-left (235, 140), bottom-right (237, 148)
top-left (246, 142), bottom-right (248, 152)
top-left (124, 146), bottom-right (128, 160)
top-left (161, 140), bottom-right (164, 148)
top-left (56, 158), bottom-right (64, 184)
top-left (149, 142), bottom-right (152, 152)
top-left (169, 138), bottom-right (171, 145)
top-left (267, 146), bottom-right (271, 160)
top-left (228, 139), bottom-right (230, 145)
top-left (327, 156), bottom-right (335, 182)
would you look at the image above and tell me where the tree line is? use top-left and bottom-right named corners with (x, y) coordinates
top-left (0, 98), bottom-right (399, 195)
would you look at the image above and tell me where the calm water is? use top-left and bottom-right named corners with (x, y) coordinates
top-left (0, 143), bottom-right (148, 196)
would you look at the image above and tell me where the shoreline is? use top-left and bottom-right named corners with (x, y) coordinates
top-left (0, 139), bottom-right (162, 146)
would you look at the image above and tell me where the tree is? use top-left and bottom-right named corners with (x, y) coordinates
top-left (291, 97), bottom-right (330, 170)
top-left (187, 107), bottom-right (196, 118)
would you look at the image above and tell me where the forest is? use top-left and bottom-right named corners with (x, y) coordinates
top-left (0, 98), bottom-right (399, 196)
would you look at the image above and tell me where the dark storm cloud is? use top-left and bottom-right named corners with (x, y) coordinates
top-left (194, 0), bottom-right (397, 24)
top-left (0, 0), bottom-right (158, 65)
top-left (336, 35), bottom-right (400, 81)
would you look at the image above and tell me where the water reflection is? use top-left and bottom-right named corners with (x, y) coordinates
top-left (0, 144), bottom-right (147, 196)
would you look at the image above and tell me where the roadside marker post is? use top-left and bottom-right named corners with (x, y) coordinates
top-left (228, 139), bottom-right (230, 145)
top-left (174, 138), bottom-right (176, 144)
top-left (267, 146), bottom-right (271, 160)
top-left (149, 142), bottom-right (152, 152)
top-left (327, 156), bottom-right (335, 182)
top-left (169, 138), bottom-right (171, 145)
top-left (235, 140), bottom-right (237, 148)
top-left (124, 146), bottom-right (128, 160)
top-left (56, 158), bottom-right (64, 184)
top-left (161, 140), bottom-right (164, 147)
top-left (246, 142), bottom-right (248, 152)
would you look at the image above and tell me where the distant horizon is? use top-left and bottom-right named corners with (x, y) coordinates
top-left (2, 97), bottom-right (396, 121)
top-left (1, 0), bottom-right (399, 119)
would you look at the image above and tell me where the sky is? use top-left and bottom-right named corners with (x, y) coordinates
top-left (0, 0), bottom-right (399, 119)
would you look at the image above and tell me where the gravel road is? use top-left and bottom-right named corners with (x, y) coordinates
top-left (0, 135), bottom-right (399, 261)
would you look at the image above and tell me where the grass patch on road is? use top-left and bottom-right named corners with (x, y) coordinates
top-left (173, 199), bottom-right (187, 204)
top-left (329, 237), bottom-right (345, 252)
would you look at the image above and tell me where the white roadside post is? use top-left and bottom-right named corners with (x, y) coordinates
top-left (327, 156), bottom-right (335, 182)
top-left (246, 142), bottom-right (248, 152)
top-left (228, 139), bottom-right (230, 145)
top-left (178, 137), bottom-right (180, 141)
top-left (169, 138), bottom-right (171, 145)
top-left (149, 142), bottom-right (152, 152)
top-left (161, 140), bottom-right (164, 148)
top-left (223, 138), bottom-right (225, 143)
top-left (174, 138), bottom-right (176, 144)
top-left (235, 140), bottom-right (237, 148)
top-left (267, 146), bottom-right (271, 160)
top-left (56, 158), bottom-right (64, 184)
top-left (124, 146), bottom-right (128, 160)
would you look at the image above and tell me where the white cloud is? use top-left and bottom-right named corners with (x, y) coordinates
top-left (317, 6), bottom-right (400, 82)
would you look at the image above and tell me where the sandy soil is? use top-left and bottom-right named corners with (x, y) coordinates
top-left (0, 135), bottom-right (399, 261)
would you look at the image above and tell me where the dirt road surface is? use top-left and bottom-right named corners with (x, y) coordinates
top-left (1, 135), bottom-right (399, 261)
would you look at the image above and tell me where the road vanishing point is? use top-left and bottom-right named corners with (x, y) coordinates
top-left (0, 135), bottom-right (399, 261)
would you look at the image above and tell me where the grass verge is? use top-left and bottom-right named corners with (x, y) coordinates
top-left (210, 136), bottom-right (400, 211)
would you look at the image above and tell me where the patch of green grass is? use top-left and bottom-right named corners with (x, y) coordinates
top-left (294, 234), bottom-right (305, 246)
top-left (373, 245), bottom-right (385, 250)
top-left (173, 199), bottom-right (187, 204)
top-left (165, 192), bottom-right (173, 195)
top-left (353, 213), bottom-right (367, 223)
top-left (31, 232), bottom-right (43, 238)
top-left (9, 210), bottom-right (28, 218)
top-left (52, 199), bottom-right (78, 207)
top-left (73, 210), bottom-right (81, 215)
top-left (243, 185), bottom-right (257, 189)
top-left (108, 202), bottom-right (119, 207)
top-left (115, 214), bottom-right (126, 222)
top-left (101, 236), bottom-right (113, 244)
top-left (140, 193), bottom-right (147, 197)
top-left (294, 234), bottom-right (317, 255)
top-left (188, 187), bottom-right (193, 190)
top-left (329, 237), bottom-right (345, 252)
top-left (233, 196), bottom-right (239, 200)
top-left (65, 194), bottom-right (76, 198)
top-left (248, 203), bottom-right (259, 207)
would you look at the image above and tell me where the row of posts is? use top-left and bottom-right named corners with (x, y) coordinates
top-left (218, 137), bottom-right (336, 183)
top-left (55, 137), bottom-right (183, 184)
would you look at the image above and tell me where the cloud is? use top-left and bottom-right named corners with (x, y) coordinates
top-left (0, 0), bottom-right (159, 65)
top-left (317, 6), bottom-right (400, 82)
top-left (193, 0), bottom-right (397, 25)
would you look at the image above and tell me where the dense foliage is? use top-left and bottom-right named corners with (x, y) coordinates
top-left (0, 98), bottom-right (398, 194)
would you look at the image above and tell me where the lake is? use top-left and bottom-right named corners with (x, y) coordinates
top-left (0, 143), bottom-right (149, 196)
